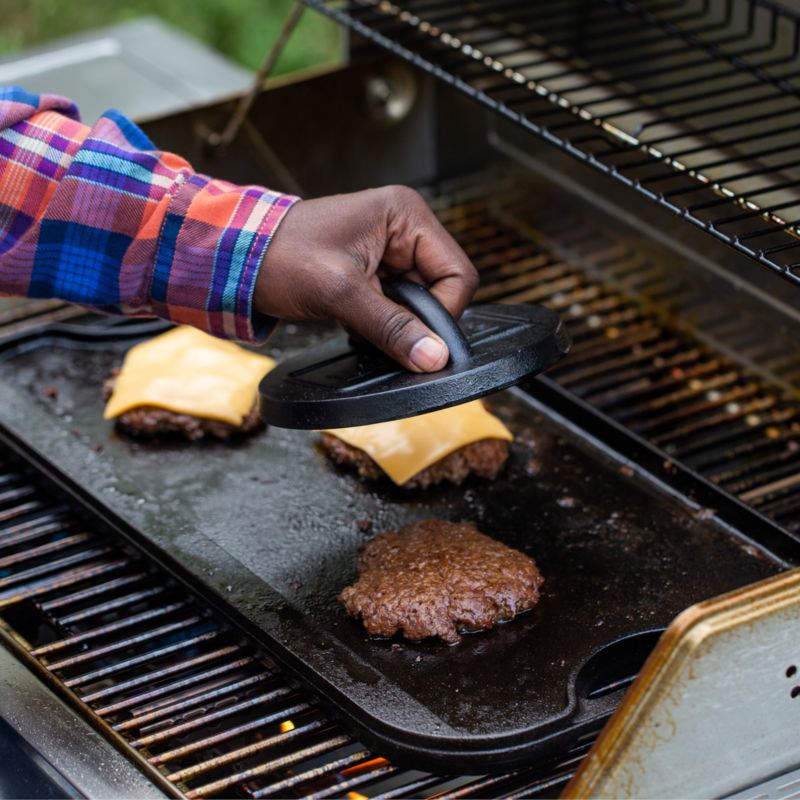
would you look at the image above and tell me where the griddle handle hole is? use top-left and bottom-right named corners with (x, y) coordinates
top-left (791, 687), bottom-right (800, 699)
top-left (576, 629), bottom-right (664, 702)
top-left (786, 664), bottom-right (797, 678)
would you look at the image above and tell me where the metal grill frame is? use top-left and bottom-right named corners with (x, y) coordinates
top-left (300, 0), bottom-right (800, 287)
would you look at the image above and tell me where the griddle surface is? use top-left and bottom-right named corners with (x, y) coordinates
top-left (0, 321), bottom-right (786, 769)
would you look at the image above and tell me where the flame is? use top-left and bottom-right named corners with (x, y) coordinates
top-left (347, 794), bottom-right (368, 800)
top-left (341, 757), bottom-right (389, 778)
top-left (280, 720), bottom-right (295, 733)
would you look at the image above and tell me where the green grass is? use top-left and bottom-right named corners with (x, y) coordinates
top-left (0, 0), bottom-right (342, 76)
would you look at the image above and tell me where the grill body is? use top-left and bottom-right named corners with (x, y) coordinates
top-left (1, 7), bottom-right (800, 796)
top-left (142, 55), bottom-right (800, 532)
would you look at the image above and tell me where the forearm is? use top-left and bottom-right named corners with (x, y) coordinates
top-left (0, 87), bottom-right (298, 342)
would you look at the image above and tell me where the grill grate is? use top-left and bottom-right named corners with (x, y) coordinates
top-left (0, 455), bottom-right (597, 798)
top-left (302, 0), bottom-right (800, 287)
top-left (426, 172), bottom-right (800, 532)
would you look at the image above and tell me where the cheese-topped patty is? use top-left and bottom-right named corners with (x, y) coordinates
top-left (323, 401), bottom-right (513, 485)
top-left (104, 326), bottom-right (275, 426)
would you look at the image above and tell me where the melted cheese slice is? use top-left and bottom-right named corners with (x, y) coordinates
top-left (104, 326), bottom-right (275, 426)
top-left (324, 400), bottom-right (513, 485)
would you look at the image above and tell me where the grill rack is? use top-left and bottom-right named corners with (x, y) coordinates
top-left (427, 171), bottom-right (800, 531)
top-left (301, 0), bottom-right (800, 287)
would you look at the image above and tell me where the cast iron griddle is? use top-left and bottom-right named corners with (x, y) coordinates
top-left (0, 318), bottom-right (792, 771)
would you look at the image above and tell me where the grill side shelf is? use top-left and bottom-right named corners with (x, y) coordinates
top-left (303, 0), bottom-right (800, 286)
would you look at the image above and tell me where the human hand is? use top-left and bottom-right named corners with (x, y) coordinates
top-left (255, 186), bottom-right (479, 372)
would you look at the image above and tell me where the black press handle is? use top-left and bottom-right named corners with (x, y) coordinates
top-left (381, 277), bottom-right (472, 367)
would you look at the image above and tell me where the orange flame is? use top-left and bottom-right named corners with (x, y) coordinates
top-left (341, 757), bottom-right (389, 778)
top-left (280, 720), bottom-right (295, 733)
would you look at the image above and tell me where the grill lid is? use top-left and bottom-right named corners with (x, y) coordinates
top-left (259, 278), bottom-right (571, 428)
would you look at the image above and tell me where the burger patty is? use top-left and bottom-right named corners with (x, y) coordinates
top-left (103, 372), bottom-right (263, 441)
top-left (320, 434), bottom-right (509, 488)
top-left (339, 520), bottom-right (543, 644)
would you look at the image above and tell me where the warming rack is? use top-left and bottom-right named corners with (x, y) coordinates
top-left (300, 0), bottom-right (800, 287)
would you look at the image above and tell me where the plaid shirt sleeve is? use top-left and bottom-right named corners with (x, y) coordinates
top-left (0, 87), bottom-right (299, 342)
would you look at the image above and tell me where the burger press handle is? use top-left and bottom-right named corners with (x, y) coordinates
top-left (259, 277), bottom-right (571, 429)
top-left (380, 277), bottom-right (472, 366)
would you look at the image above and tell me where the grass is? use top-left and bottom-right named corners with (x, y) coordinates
top-left (0, 0), bottom-right (342, 76)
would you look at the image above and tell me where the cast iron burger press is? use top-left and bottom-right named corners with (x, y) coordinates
top-left (259, 277), bottom-right (571, 428)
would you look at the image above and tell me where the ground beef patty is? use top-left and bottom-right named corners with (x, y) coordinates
top-left (103, 372), bottom-right (263, 442)
top-left (339, 520), bottom-right (543, 644)
top-left (321, 434), bottom-right (508, 489)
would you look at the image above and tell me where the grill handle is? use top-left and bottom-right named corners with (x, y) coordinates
top-left (381, 277), bottom-right (473, 367)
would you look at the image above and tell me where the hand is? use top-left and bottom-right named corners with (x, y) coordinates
top-left (255, 186), bottom-right (479, 372)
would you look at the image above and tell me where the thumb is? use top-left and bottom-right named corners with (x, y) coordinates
top-left (332, 279), bottom-right (450, 372)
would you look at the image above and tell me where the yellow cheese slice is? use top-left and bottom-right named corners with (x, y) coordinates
top-left (324, 400), bottom-right (513, 485)
top-left (104, 326), bottom-right (275, 426)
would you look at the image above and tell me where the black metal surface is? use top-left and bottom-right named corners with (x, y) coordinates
top-left (0, 718), bottom-right (82, 800)
top-left (0, 320), bottom-right (792, 773)
top-left (260, 282), bottom-right (569, 428)
top-left (303, 0), bottom-right (800, 288)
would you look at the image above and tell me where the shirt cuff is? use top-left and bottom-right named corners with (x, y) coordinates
top-left (241, 192), bottom-right (300, 343)
top-left (148, 176), bottom-right (299, 343)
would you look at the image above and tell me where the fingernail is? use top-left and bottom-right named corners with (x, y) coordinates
top-left (409, 336), bottom-right (447, 371)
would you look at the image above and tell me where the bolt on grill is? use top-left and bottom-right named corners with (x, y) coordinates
top-left (0, 454), bottom-right (598, 798)
top-left (303, 0), bottom-right (800, 286)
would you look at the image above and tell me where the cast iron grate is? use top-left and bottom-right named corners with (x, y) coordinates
top-left (425, 171), bottom-right (800, 532)
top-left (0, 458), bottom-right (597, 799)
top-left (301, 0), bottom-right (800, 288)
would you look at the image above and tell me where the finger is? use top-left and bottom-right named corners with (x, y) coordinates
top-left (381, 187), bottom-right (479, 318)
top-left (328, 277), bottom-right (449, 372)
top-left (377, 265), bottom-right (424, 284)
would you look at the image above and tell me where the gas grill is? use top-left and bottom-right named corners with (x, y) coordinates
top-left (2, 1), bottom-right (800, 797)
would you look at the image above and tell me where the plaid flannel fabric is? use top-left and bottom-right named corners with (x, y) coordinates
top-left (0, 87), bottom-right (299, 342)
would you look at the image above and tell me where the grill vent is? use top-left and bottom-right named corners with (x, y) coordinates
top-left (305, 0), bottom-right (800, 286)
